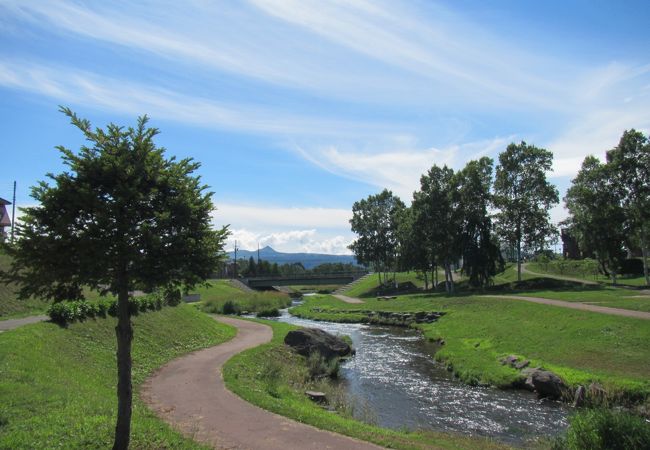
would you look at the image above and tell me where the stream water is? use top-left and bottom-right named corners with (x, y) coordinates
top-left (275, 306), bottom-right (569, 447)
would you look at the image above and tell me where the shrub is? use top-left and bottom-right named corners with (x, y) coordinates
top-left (256, 307), bottom-right (280, 318)
top-left (306, 351), bottom-right (340, 379)
top-left (47, 291), bottom-right (173, 325)
top-left (553, 409), bottom-right (650, 450)
top-left (221, 300), bottom-right (242, 315)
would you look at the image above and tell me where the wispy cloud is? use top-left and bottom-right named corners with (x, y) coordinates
top-left (213, 203), bottom-right (351, 230)
top-left (0, 60), bottom-right (395, 137)
top-left (226, 228), bottom-right (352, 254)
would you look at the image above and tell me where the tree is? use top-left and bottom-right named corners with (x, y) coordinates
top-left (3, 108), bottom-right (228, 449)
top-left (455, 157), bottom-right (503, 288)
top-left (606, 130), bottom-right (650, 286)
top-left (493, 142), bottom-right (559, 282)
top-left (349, 189), bottom-right (404, 285)
top-left (564, 156), bottom-right (627, 284)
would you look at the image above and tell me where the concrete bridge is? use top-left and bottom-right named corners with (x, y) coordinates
top-left (241, 272), bottom-right (367, 289)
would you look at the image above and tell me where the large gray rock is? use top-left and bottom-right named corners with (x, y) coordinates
top-left (521, 368), bottom-right (566, 399)
top-left (284, 328), bottom-right (352, 359)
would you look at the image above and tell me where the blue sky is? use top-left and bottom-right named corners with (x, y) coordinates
top-left (1, 0), bottom-right (649, 254)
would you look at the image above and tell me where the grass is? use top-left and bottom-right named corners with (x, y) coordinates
top-left (197, 279), bottom-right (291, 315)
top-left (0, 252), bottom-right (50, 319)
top-left (223, 319), bottom-right (507, 450)
top-left (0, 304), bottom-right (236, 449)
top-left (290, 294), bottom-right (650, 401)
top-left (345, 271), bottom-right (428, 298)
top-left (288, 284), bottom-right (342, 294)
top-left (526, 262), bottom-right (648, 287)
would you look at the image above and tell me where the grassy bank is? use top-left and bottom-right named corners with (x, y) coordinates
top-left (223, 319), bottom-right (507, 450)
top-left (0, 304), bottom-right (235, 448)
top-left (526, 262), bottom-right (648, 287)
top-left (0, 252), bottom-right (50, 319)
top-left (197, 279), bottom-right (291, 315)
top-left (290, 295), bottom-right (650, 403)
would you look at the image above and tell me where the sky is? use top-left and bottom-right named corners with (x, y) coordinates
top-left (1, 0), bottom-right (649, 254)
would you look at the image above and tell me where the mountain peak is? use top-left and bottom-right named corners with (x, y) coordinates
top-left (259, 245), bottom-right (277, 254)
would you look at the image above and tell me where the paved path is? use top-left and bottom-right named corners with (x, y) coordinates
top-left (333, 294), bottom-right (364, 304)
top-left (0, 315), bottom-right (48, 332)
top-left (480, 295), bottom-right (650, 320)
top-left (141, 316), bottom-right (383, 450)
top-left (521, 263), bottom-right (599, 285)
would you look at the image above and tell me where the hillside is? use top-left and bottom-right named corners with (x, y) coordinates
top-left (228, 246), bottom-right (358, 269)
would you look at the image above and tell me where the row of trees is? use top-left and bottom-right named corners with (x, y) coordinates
top-left (235, 259), bottom-right (363, 277)
top-left (350, 141), bottom-right (559, 291)
top-left (564, 130), bottom-right (650, 285)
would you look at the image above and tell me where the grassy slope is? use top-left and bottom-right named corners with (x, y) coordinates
top-left (196, 279), bottom-right (291, 314)
top-left (526, 261), bottom-right (648, 287)
top-left (290, 295), bottom-right (650, 397)
top-left (0, 304), bottom-right (235, 449)
top-left (345, 272), bottom-right (427, 298)
top-left (223, 320), bottom-right (507, 450)
top-left (0, 252), bottom-right (50, 319)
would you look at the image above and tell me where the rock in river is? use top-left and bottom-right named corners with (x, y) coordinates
top-left (284, 327), bottom-right (352, 359)
top-left (521, 368), bottom-right (566, 399)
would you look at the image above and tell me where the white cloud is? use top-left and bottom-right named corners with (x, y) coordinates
top-left (226, 228), bottom-right (353, 254)
top-left (213, 203), bottom-right (351, 230)
top-left (295, 136), bottom-right (511, 200)
top-left (0, 61), bottom-right (395, 138)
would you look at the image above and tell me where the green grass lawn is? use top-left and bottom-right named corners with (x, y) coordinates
top-left (223, 319), bottom-right (507, 450)
top-left (290, 295), bottom-right (650, 401)
top-left (0, 252), bottom-right (51, 319)
top-left (288, 284), bottom-right (342, 294)
top-left (197, 279), bottom-right (291, 315)
top-left (345, 271), bottom-right (428, 297)
top-left (526, 262), bottom-right (648, 287)
top-left (0, 304), bottom-right (235, 449)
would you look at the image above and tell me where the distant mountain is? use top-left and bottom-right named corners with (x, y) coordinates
top-left (227, 246), bottom-right (358, 269)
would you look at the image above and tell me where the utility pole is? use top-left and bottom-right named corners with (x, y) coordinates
top-left (10, 181), bottom-right (16, 244)
top-left (233, 240), bottom-right (238, 279)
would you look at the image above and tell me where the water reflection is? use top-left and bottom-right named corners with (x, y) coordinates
top-left (276, 309), bottom-right (568, 446)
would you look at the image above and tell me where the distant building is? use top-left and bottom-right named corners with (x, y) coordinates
top-left (0, 197), bottom-right (11, 240)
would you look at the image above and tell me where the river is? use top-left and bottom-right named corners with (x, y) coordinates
top-left (275, 306), bottom-right (569, 447)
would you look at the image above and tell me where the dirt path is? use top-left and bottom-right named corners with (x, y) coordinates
top-left (141, 315), bottom-right (383, 450)
top-left (480, 295), bottom-right (650, 320)
top-left (0, 315), bottom-right (48, 332)
top-left (333, 294), bottom-right (364, 304)
top-left (521, 263), bottom-right (599, 285)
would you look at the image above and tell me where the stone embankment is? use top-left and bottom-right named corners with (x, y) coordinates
top-left (309, 308), bottom-right (444, 326)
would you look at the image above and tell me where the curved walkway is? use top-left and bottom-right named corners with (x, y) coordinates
top-left (521, 263), bottom-right (599, 285)
top-left (141, 315), bottom-right (383, 450)
top-left (480, 295), bottom-right (650, 320)
top-left (333, 294), bottom-right (364, 304)
top-left (0, 315), bottom-right (48, 332)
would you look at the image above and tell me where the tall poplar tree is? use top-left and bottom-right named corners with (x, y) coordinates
top-left (493, 142), bottom-right (559, 282)
top-left (3, 108), bottom-right (228, 449)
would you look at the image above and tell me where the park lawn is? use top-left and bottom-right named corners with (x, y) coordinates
top-left (0, 252), bottom-right (50, 319)
top-left (526, 262), bottom-right (648, 287)
top-left (197, 279), bottom-right (291, 315)
top-left (510, 287), bottom-right (650, 312)
top-left (0, 304), bottom-right (235, 449)
top-left (345, 271), bottom-right (428, 298)
top-left (290, 295), bottom-right (650, 399)
top-left (223, 319), bottom-right (507, 450)
top-left (288, 284), bottom-right (342, 294)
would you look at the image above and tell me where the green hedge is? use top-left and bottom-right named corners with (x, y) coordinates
top-left (47, 290), bottom-right (178, 325)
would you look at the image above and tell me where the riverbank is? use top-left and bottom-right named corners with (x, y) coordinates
top-left (223, 318), bottom-right (508, 450)
top-left (290, 295), bottom-right (650, 408)
top-left (0, 304), bottom-right (235, 448)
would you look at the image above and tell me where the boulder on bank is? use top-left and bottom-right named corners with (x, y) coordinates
top-left (521, 368), bottom-right (566, 399)
top-left (284, 328), bottom-right (352, 359)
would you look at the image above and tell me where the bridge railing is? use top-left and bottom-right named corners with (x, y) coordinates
top-left (242, 271), bottom-right (368, 283)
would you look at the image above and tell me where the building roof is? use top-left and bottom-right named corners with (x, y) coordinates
top-left (0, 197), bottom-right (11, 206)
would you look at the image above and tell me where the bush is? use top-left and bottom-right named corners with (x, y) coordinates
top-left (620, 259), bottom-right (644, 276)
top-left (221, 300), bottom-right (241, 315)
top-left (553, 409), bottom-right (650, 450)
top-left (306, 351), bottom-right (340, 379)
top-left (256, 307), bottom-right (280, 318)
top-left (47, 290), bottom-right (173, 325)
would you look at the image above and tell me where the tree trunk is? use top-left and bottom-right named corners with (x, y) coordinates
top-left (423, 271), bottom-right (429, 290)
top-left (516, 238), bottom-right (522, 283)
top-left (641, 235), bottom-right (649, 287)
top-left (113, 283), bottom-right (133, 450)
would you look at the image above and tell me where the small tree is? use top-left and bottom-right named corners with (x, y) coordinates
top-left (3, 108), bottom-right (228, 449)
top-left (494, 141), bottom-right (559, 282)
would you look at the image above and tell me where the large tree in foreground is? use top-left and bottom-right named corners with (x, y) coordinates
top-left (3, 108), bottom-right (228, 449)
top-left (493, 142), bottom-right (559, 282)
